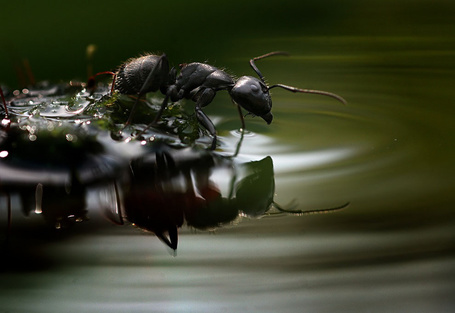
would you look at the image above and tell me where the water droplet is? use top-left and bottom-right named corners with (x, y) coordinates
top-left (1, 119), bottom-right (10, 127)
top-left (66, 134), bottom-right (74, 141)
top-left (35, 183), bottom-right (43, 214)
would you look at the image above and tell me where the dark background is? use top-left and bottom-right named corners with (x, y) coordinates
top-left (2, 0), bottom-right (454, 87)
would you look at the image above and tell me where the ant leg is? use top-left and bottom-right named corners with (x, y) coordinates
top-left (113, 181), bottom-right (124, 225)
top-left (124, 95), bottom-right (143, 127)
top-left (156, 226), bottom-right (178, 251)
top-left (168, 225), bottom-right (178, 251)
top-left (137, 55), bottom-right (168, 96)
top-left (236, 103), bottom-right (246, 130)
top-left (194, 89), bottom-right (217, 150)
top-left (132, 94), bottom-right (170, 138)
top-left (232, 103), bottom-right (245, 156)
top-left (103, 181), bottom-right (124, 225)
top-left (152, 94), bottom-right (170, 125)
top-left (196, 106), bottom-right (217, 150)
top-left (125, 55), bottom-right (168, 126)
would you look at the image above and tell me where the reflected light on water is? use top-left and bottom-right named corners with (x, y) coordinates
top-left (272, 148), bottom-right (355, 174)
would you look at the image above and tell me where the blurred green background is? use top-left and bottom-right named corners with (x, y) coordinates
top-left (2, 0), bottom-right (454, 87)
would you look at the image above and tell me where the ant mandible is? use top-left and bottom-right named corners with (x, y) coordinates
top-left (90, 52), bottom-right (347, 149)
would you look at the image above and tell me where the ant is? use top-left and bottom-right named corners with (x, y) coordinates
top-left (90, 52), bottom-right (346, 150)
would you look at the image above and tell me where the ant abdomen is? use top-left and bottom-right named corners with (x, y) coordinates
top-left (115, 54), bottom-right (170, 95)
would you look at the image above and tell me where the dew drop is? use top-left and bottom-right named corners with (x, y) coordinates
top-left (35, 183), bottom-right (43, 214)
top-left (66, 134), bottom-right (74, 141)
top-left (1, 119), bottom-right (10, 127)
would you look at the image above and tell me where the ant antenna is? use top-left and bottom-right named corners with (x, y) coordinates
top-left (268, 84), bottom-right (347, 105)
top-left (250, 51), bottom-right (347, 105)
top-left (250, 51), bottom-right (289, 82)
top-left (273, 201), bottom-right (350, 215)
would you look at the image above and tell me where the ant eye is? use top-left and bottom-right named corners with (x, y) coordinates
top-left (250, 84), bottom-right (259, 93)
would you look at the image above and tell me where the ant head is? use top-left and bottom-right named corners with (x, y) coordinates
top-left (228, 53), bottom-right (290, 125)
top-left (230, 76), bottom-right (273, 124)
top-left (230, 51), bottom-right (347, 124)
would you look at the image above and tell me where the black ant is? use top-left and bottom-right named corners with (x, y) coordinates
top-left (90, 52), bottom-right (346, 149)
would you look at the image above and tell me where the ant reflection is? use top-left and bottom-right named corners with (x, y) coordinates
top-left (118, 143), bottom-right (275, 250)
top-left (0, 130), bottom-right (347, 252)
top-left (114, 143), bottom-right (348, 251)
